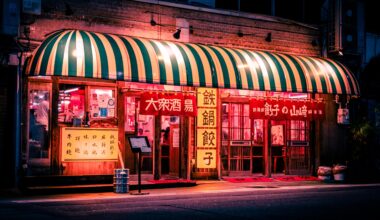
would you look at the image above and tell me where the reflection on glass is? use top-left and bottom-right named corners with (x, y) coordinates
top-left (138, 114), bottom-right (154, 147)
top-left (29, 90), bottom-right (50, 159)
top-left (253, 119), bottom-right (263, 145)
top-left (290, 120), bottom-right (308, 141)
top-left (124, 97), bottom-right (136, 132)
top-left (90, 88), bottom-right (116, 118)
top-left (58, 85), bottom-right (85, 123)
top-left (137, 101), bottom-right (154, 173)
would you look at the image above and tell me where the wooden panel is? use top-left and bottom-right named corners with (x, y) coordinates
top-left (63, 161), bottom-right (116, 175)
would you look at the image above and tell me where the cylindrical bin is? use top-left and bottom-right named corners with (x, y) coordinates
top-left (114, 168), bottom-right (129, 193)
top-left (317, 166), bottom-right (332, 181)
top-left (333, 165), bottom-right (347, 181)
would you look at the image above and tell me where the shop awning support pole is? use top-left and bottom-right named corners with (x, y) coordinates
top-left (154, 115), bottom-right (161, 180)
top-left (14, 52), bottom-right (22, 188)
top-left (265, 119), bottom-right (272, 177)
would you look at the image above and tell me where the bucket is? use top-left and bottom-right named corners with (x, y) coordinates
top-left (317, 166), bottom-right (332, 181)
top-left (333, 165), bottom-right (347, 181)
top-left (114, 168), bottom-right (129, 193)
top-left (333, 173), bottom-right (345, 181)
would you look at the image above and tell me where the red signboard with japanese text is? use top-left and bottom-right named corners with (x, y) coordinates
top-left (139, 92), bottom-right (197, 116)
top-left (183, 94), bottom-right (197, 117)
top-left (249, 99), bottom-right (325, 120)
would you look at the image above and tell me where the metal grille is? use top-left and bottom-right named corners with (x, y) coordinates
top-left (287, 146), bottom-right (311, 175)
top-left (286, 120), bottom-right (311, 175)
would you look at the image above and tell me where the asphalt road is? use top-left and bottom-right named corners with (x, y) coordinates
top-left (1, 185), bottom-right (380, 220)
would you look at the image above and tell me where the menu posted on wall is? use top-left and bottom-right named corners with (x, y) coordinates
top-left (61, 127), bottom-right (119, 161)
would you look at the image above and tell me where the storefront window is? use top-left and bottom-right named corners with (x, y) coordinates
top-left (138, 114), bottom-right (154, 147)
top-left (58, 85), bottom-right (85, 124)
top-left (125, 97), bottom-right (136, 133)
top-left (136, 100), bottom-right (154, 173)
top-left (222, 104), bottom-right (229, 140)
top-left (29, 89), bottom-right (50, 159)
top-left (89, 88), bottom-right (116, 118)
top-left (289, 120), bottom-right (309, 141)
top-left (229, 104), bottom-right (251, 140)
top-left (253, 119), bottom-right (264, 145)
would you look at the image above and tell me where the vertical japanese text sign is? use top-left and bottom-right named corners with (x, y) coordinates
top-left (196, 88), bottom-right (217, 169)
top-left (197, 149), bottom-right (217, 169)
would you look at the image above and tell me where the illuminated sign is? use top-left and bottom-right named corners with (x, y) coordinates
top-left (250, 99), bottom-right (325, 120)
top-left (139, 93), bottom-right (197, 116)
top-left (196, 109), bottom-right (217, 128)
top-left (196, 88), bottom-right (218, 169)
top-left (61, 128), bottom-right (118, 161)
top-left (196, 128), bottom-right (217, 148)
top-left (197, 88), bottom-right (217, 108)
top-left (197, 149), bottom-right (216, 168)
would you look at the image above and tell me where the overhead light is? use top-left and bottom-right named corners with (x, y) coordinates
top-left (150, 17), bottom-right (157, 26)
top-left (265, 32), bottom-right (272, 42)
top-left (338, 50), bottom-right (344, 56)
top-left (72, 49), bottom-right (84, 58)
top-left (189, 25), bottom-right (194, 34)
top-left (64, 88), bottom-right (79, 94)
top-left (173, 29), bottom-right (181, 39)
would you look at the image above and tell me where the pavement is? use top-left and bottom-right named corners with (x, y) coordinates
top-left (2, 177), bottom-right (380, 203)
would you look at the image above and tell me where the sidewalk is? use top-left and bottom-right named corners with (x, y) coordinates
top-left (2, 172), bottom-right (380, 199)
top-left (3, 179), bottom-right (380, 204)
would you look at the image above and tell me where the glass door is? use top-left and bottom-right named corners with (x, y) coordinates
top-left (221, 103), bottom-right (252, 176)
top-left (27, 82), bottom-right (52, 175)
top-left (286, 120), bottom-right (311, 175)
top-left (252, 119), bottom-right (264, 174)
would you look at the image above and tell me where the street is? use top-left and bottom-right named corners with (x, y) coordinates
top-left (1, 183), bottom-right (380, 220)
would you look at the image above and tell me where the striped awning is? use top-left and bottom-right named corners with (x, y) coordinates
top-left (25, 30), bottom-right (359, 95)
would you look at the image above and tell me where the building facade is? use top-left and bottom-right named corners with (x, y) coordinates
top-left (2, 0), bottom-right (363, 187)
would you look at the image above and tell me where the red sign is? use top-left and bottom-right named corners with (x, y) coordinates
top-left (183, 94), bottom-right (197, 117)
top-left (139, 92), bottom-right (197, 116)
top-left (250, 99), bottom-right (325, 120)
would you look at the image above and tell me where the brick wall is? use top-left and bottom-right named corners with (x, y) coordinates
top-left (22, 0), bottom-right (320, 56)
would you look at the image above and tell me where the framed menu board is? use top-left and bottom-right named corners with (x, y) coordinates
top-left (61, 127), bottom-right (118, 161)
top-left (128, 136), bottom-right (151, 153)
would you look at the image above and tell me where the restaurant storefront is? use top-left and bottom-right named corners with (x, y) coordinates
top-left (23, 29), bottom-right (359, 180)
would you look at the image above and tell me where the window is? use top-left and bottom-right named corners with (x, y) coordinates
top-left (89, 88), bottom-right (116, 118)
top-left (253, 119), bottom-right (264, 145)
top-left (29, 89), bottom-right (50, 159)
top-left (124, 96), bottom-right (136, 133)
top-left (222, 103), bottom-right (251, 141)
top-left (58, 85), bottom-right (85, 124)
top-left (289, 120), bottom-right (309, 141)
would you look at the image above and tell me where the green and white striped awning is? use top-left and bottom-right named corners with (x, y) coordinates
top-left (25, 30), bottom-right (359, 95)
